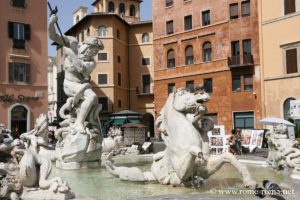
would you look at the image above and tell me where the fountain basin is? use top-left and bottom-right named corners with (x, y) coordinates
top-left (50, 155), bottom-right (300, 200)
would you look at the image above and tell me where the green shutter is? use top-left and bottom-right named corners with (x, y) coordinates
top-left (25, 64), bottom-right (31, 83)
top-left (9, 62), bottom-right (14, 82)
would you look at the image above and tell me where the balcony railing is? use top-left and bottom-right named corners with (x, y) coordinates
top-left (228, 54), bottom-right (254, 68)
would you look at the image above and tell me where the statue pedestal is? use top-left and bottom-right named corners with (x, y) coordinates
top-left (21, 187), bottom-right (75, 200)
top-left (56, 159), bottom-right (101, 170)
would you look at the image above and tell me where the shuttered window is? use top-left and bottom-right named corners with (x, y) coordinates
top-left (142, 74), bottom-right (151, 93)
top-left (9, 62), bottom-right (30, 83)
top-left (12, 0), bottom-right (26, 8)
top-left (167, 49), bottom-right (175, 68)
top-left (242, 0), bottom-right (250, 17)
top-left (284, 0), bottom-right (296, 15)
top-left (186, 80), bottom-right (194, 93)
top-left (168, 83), bottom-right (175, 94)
top-left (244, 75), bottom-right (253, 91)
top-left (8, 22), bottom-right (30, 49)
top-left (166, 0), bottom-right (173, 7)
top-left (185, 46), bottom-right (194, 65)
top-left (166, 20), bottom-right (174, 35)
top-left (230, 3), bottom-right (239, 19)
top-left (98, 74), bottom-right (108, 85)
top-left (98, 97), bottom-right (108, 111)
top-left (184, 15), bottom-right (193, 31)
top-left (286, 48), bottom-right (298, 74)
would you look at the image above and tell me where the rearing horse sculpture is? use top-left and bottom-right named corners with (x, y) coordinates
top-left (105, 88), bottom-right (256, 188)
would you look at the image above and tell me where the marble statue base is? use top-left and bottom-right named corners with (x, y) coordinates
top-left (56, 160), bottom-right (101, 170)
top-left (21, 187), bottom-right (75, 200)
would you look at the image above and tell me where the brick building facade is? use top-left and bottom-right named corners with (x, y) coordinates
top-left (153, 0), bottom-right (262, 133)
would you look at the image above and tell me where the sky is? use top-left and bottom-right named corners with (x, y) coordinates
top-left (48, 0), bottom-right (152, 56)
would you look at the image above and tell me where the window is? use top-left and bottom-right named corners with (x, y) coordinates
top-left (98, 97), bottom-right (108, 112)
top-left (76, 15), bottom-right (80, 23)
top-left (166, 0), bottom-right (173, 7)
top-left (130, 5), bottom-right (136, 16)
top-left (87, 28), bottom-right (90, 37)
top-left (168, 83), bottom-right (175, 94)
top-left (204, 78), bottom-right (213, 93)
top-left (234, 112), bottom-right (254, 129)
top-left (284, 98), bottom-right (296, 120)
top-left (117, 55), bottom-right (121, 63)
top-left (185, 45), bottom-right (194, 65)
top-left (117, 29), bottom-right (120, 39)
top-left (167, 49), bottom-right (175, 68)
top-left (119, 3), bottom-right (125, 16)
top-left (230, 3), bottom-right (239, 19)
top-left (284, 0), bottom-right (296, 15)
top-left (243, 39), bottom-right (252, 64)
top-left (12, 0), bottom-right (26, 8)
top-left (244, 75), bottom-right (253, 91)
top-left (231, 41), bottom-right (240, 56)
top-left (98, 26), bottom-right (106, 37)
top-left (166, 20), bottom-right (174, 35)
top-left (242, 0), bottom-right (250, 17)
top-left (98, 74), bottom-right (108, 85)
top-left (118, 73), bottom-right (121, 86)
top-left (142, 74), bottom-right (151, 93)
top-left (9, 62), bottom-right (30, 83)
top-left (243, 39), bottom-right (251, 55)
top-left (142, 33), bottom-right (149, 43)
top-left (108, 1), bottom-right (115, 13)
top-left (98, 53), bottom-right (108, 61)
top-left (184, 15), bottom-right (193, 31)
top-left (286, 48), bottom-right (298, 74)
top-left (8, 22), bottom-right (30, 49)
top-left (202, 10), bottom-right (211, 26)
top-left (203, 42), bottom-right (212, 62)
top-left (118, 100), bottom-right (122, 108)
top-left (186, 80), bottom-right (194, 93)
top-left (232, 75), bottom-right (241, 92)
top-left (142, 58), bottom-right (150, 66)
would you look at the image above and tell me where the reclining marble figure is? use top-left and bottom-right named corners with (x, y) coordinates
top-left (106, 87), bottom-right (257, 188)
top-left (0, 136), bottom-right (74, 199)
top-left (49, 13), bottom-right (104, 169)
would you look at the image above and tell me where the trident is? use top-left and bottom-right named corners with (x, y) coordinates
top-left (47, 2), bottom-right (67, 47)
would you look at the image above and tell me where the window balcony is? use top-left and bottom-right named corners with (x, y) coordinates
top-left (228, 54), bottom-right (254, 68)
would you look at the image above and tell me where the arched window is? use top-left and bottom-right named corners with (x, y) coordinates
top-left (185, 45), bottom-right (194, 65)
top-left (76, 15), bottom-right (80, 23)
top-left (108, 1), bottom-right (115, 13)
top-left (203, 42), bottom-right (212, 62)
top-left (119, 3), bottom-right (125, 16)
top-left (142, 33), bottom-right (149, 43)
top-left (167, 49), bottom-right (175, 68)
top-left (284, 97), bottom-right (296, 120)
top-left (130, 5), bottom-right (136, 16)
top-left (98, 26), bottom-right (107, 37)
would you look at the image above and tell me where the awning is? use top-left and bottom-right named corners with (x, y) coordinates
top-left (129, 119), bottom-right (141, 124)
top-left (104, 119), bottom-right (114, 126)
top-left (113, 119), bottom-right (126, 125)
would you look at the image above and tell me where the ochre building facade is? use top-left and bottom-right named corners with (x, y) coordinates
top-left (0, 0), bottom-right (48, 136)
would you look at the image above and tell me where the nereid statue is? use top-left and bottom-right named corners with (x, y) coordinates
top-left (49, 13), bottom-right (104, 169)
top-left (0, 124), bottom-right (74, 200)
top-left (266, 124), bottom-right (300, 179)
top-left (105, 87), bottom-right (257, 188)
